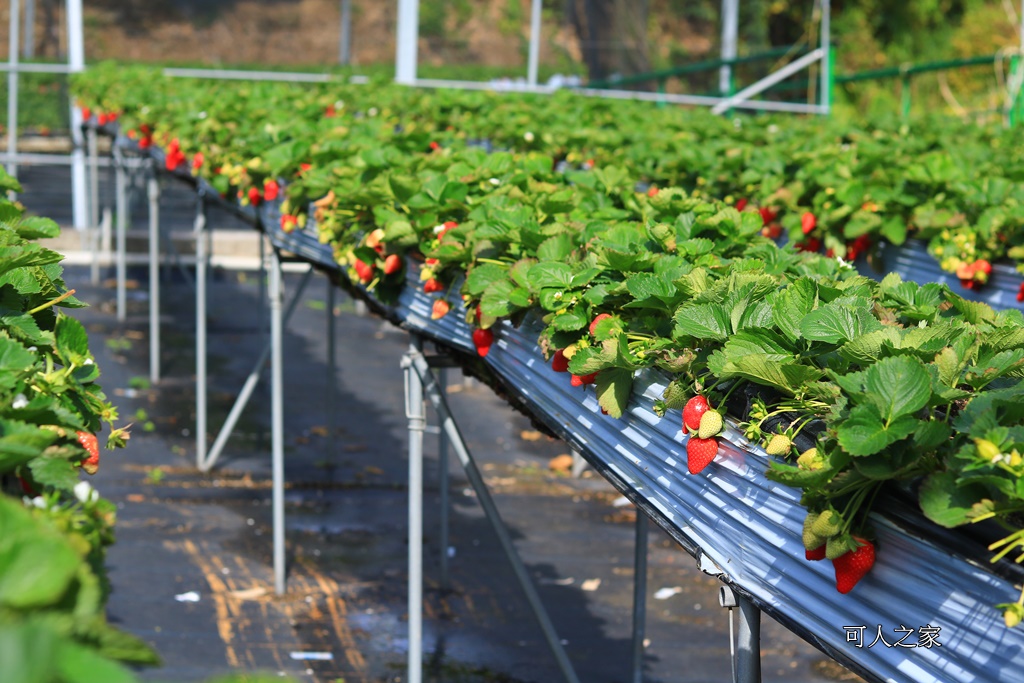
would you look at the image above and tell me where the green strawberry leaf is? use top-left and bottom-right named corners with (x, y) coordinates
top-left (836, 404), bottom-right (919, 456)
top-left (863, 356), bottom-right (932, 422)
top-left (919, 471), bottom-right (989, 528)
top-left (596, 368), bottom-right (634, 419)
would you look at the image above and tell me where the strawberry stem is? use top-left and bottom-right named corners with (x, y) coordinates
top-left (28, 289), bottom-right (76, 315)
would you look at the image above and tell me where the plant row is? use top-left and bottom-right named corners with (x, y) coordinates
top-left (0, 167), bottom-right (160, 682)
top-left (73, 65), bottom-right (1024, 624)
top-left (74, 62), bottom-right (1024, 292)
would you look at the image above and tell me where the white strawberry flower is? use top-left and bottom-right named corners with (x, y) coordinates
top-left (524, 131), bottom-right (535, 142)
top-left (31, 496), bottom-right (47, 509)
top-left (489, 178), bottom-right (501, 186)
top-left (433, 224), bottom-right (446, 235)
top-left (74, 481), bottom-right (98, 504)
top-left (12, 393), bottom-right (27, 409)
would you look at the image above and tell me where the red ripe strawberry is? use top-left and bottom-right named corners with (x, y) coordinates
top-left (429, 141), bottom-right (440, 151)
top-left (139, 136), bottom-right (152, 150)
top-left (589, 313), bottom-right (612, 337)
top-left (960, 279), bottom-right (975, 290)
top-left (832, 537), bottom-right (875, 594)
top-left (263, 179), bottom-right (280, 202)
top-left (383, 254), bottom-right (402, 275)
top-left (423, 278), bottom-right (443, 293)
top-left (801, 212), bottom-right (817, 235)
top-left (975, 259), bottom-right (993, 276)
top-left (682, 395), bottom-right (710, 432)
top-left (796, 237), bottom-right (821, 253)
top-left (97, 112), bottom-right (109, 126)
top-left (325, 104), bottom-right (337, 118)
top-left (431, 299), bottom-right (450, 320)
top-left (353, 259), bottom-right (374, 284)
top-left (80, 106), bottom-right (91, 121)
top-left (77, 431), bottom-right (100, 475)
top-left (646, 186), bottom-right (658, 197)
top-left (759, 207), bottom-right (777, 226)
top-left (247, 186), bottom-right (262, 206)
top-left (18, 475), bottom-right (37, 495)
top-left (436, 221), bottom-right (457, 239)
top-left (735, 198), bottom-right (748, 211)
top-left (570, 372), bottom-right (598, 387)
top-left (805, 545), bottom-right (827, 561)
top-left (108, 112), bottom-right (119, 122)
top-left (280, 214), bottom-right (298, 232)
top-left (686, 436), bottom-right (718, 474)
top-left (299, 162), bottom-right (312, 175)
top-left (139, 124), bottom-right (151, 135)
top-left (472, 328), bottom-right (494, 357)
top-left (191, 152), bottom-right (205, 171)
top-left (761, 223), bottom-right (782, 239)
top-left (1017, 283), bottom-right (1024, 303)
top-left (551, 348), bottom-right (570, 373)
top-left (825, 248), bottom-right (835, 258)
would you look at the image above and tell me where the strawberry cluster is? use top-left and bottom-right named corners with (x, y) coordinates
top-left (956, 258), bottom-right (993, 289)
top-left (164, 138), bottom-right (187, 172)
top-left (682, 395), bottom-right (724, 474)
top-left (802, 510), bottom-right (876, 594)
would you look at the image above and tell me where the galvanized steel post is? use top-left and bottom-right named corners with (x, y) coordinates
top-left (147, 164), bottom-right (161, 383)
top-left (194, 194), bottom-right (207, 470)
top-left (820, 0), bottom-right (831, 114)
top-left (269, 248), bottom-right (287, 595)
top-left (7, 0), bottom-right (20, 183)
top-left (114, 149), bottom-right (127, 322)
top-left (67, 0), bottom-right (88, 230)
top-left (719, 0), bottom-right (739, 96)
top-left (339, 0), bottom-right (352, 65)
top-left (395, 0), bottom-right (419, 84)
top-left (407, 346), bottom-right (581, 683)
top-left (631, 514), bottom-right (648, 683)
top-left (527, 0), bottom-right (542, 87)
top-left (403, 340), bottom-right (426, 683)
top-left (437, 367), bottom-right (450, 590)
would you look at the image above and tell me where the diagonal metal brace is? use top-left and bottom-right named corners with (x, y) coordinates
top-left (196, 265), bottom-right (315, 472)
top-left (404, 342), bottom-right (581, 683)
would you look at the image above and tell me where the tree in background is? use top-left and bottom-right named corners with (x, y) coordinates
top-left (566, 0), bottom-right (652, 83)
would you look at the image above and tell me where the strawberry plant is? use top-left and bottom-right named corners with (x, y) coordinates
top-left (0, 167), bottom-right (150, 680)
top-left (71, 64), bottom-right (1024, 622)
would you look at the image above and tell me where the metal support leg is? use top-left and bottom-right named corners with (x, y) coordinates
top-left (259, 234), bottom-right (267, 343)
top-left (720, 585), bottom-right (762, 683)
top-left (269, 248), bottom-right (287, 595)
top-left (632, 514), bottom-right (648, 683)
top-left (404, 342), bottom-right (581, 683)
top-left (198, 267), bottom-right (314, 472)
top-left (437, 367), bottom-right (450, 590)
top-left (326, 281), bottom-right (336, 456)
top-left (404, 338), bottom-right (426, 683)
top-left (114, 150), bottom-right (127, 322)
top-left (194, 195), bottom-right (208, 470)
top-left (147, 165), bottom-right (161, 383)
top-left (571, 449), bottom-right (587, 478)
top-left (88, 128), bottom-right (100, 284)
